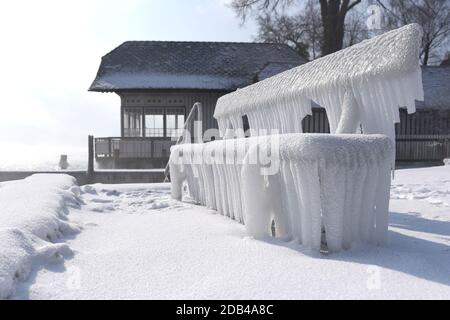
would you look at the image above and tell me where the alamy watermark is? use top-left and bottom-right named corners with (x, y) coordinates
top-left (366, 265), bottom-right (382, 290)
top-left (366, 4), bottom-right (384, 31)
top-left (66, 266), bottom-right (82, 291)
top-left (169, 122), bottom-right (281, 176)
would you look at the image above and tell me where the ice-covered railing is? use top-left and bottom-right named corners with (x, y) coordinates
top-left (170, 24), bottom-right (424, 253)
top-left (170, 134), bottom-right (394, 252)
top-left (164, 102), bottom-right (203, 182)
top-left (214, 24), bottom-right (424, 141)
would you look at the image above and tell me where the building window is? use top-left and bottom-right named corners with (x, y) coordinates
top-left (123, 107), bottom-right (186, 138)
top-left (123, 108), bottom-right (143, 137)
top-left (145, 108), bottom-right (164, 137)
top-left (166, 108), bottom-right (185, 138)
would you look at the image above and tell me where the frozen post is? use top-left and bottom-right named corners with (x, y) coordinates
top-left (87, 135), bottom-right (94, 183)
top-left (59, 155), bottom-right (69, 170)
top-left (335, 90), bottom-right (361, 134)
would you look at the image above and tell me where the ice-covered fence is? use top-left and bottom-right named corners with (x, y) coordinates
top-left (214, 24), bottom-right (424, 142)
top-left (170, 134), bottom-right (393, 251)
top-left (169, 24), bottom-right (424, 252)
top-left (170, 136), bottom-right (271, 223)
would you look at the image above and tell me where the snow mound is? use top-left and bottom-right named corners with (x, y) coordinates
top-left (214, 24), bottom-right (423, 141)
top-left (0, 174), bottom-right (81, 299)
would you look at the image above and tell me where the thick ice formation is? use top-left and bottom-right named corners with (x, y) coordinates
top-left (214, 24), bottom-right (424, 141)
top-left (170, 134), bottom-right (393, 251)
top-left (170, 25), bottom-right (424, 253)
top-left (170, 137), bottom-right (265, 223)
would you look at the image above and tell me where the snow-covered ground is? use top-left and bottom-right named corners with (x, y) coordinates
top-left (1, 166), bottom-right (450, 300)
top-left (0, 175), bottom-right (82, 298)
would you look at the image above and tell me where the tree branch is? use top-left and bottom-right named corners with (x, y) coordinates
top-left (347, 0), bottom-right (362, 12)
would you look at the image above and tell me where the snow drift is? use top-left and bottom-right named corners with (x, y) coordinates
top-left (0, 174), bottom-right (81, 299)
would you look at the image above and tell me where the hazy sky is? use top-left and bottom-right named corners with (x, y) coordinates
top-left (0, 0), bottom-right (256, 163)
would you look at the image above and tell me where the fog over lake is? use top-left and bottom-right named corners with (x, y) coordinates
top-left (0, 0), bottom-right (255, 170)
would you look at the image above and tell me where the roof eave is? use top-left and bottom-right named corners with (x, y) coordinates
top-left (89, 86), bottom-right (239, 93)
top-left (88, 77), bottom-right (244, 92)
top-left (88, 86), bottom-right (116, 93)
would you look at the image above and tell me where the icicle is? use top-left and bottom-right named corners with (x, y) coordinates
top-left (214, 24), bottom-right (423, 141)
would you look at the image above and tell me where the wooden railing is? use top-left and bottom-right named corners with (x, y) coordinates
top-left (94, 137), bottom-right (176, 160)
top-left (93, 102), bottom-right (202, 176)
top-left (94, 123), bottom-right (450, 171)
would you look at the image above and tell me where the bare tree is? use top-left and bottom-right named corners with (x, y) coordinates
top-left (231, 0), bottom-right (362, 56)
top-left (231, 0), bottom-right (295, 21)
top-left (319, 0), bottom-right (362, 54)
top-left (256, 13), bottom-right (311, 60)
top-left (376, 0), bottom-right (450, 65)
top-left (442, 52), bottom-right (450, 66)
top-left (302, 0), bottom-right (323, 59)
top-left (344, 6), bottom-right (369, 47)
top-left (254, 0), bottom-right (322, 60)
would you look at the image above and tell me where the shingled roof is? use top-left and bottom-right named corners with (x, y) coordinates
top-left (89, 41), bottom-right (306, 92)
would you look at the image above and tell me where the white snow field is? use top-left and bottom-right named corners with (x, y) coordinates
top-left (0, 167), bottom-right (447, 300)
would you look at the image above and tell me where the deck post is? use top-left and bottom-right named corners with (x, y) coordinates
top-left (108, 138), bottom-right (112, 157)
top-left (87, 135), bottom-right (94, 183)
top-left (196, 102), bottom-right (203, 143)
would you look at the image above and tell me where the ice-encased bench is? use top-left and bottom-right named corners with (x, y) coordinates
top-left (169, 24), bottom-right (424, 252)
top-left (170, 134), bottom-right (393, 252)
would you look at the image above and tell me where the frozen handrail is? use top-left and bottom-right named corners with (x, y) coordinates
top-left (163, 102), bottom-right (202, 182)
top-left (214, 24), bottom-right (424, 141)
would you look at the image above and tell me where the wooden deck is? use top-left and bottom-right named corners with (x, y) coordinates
top-left (94, 137), bottom-right (176, 168)
top-left (95, 137), bottom-right (176, 159)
